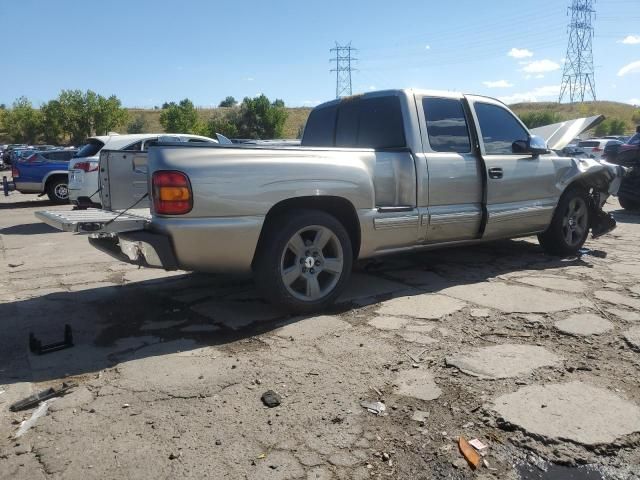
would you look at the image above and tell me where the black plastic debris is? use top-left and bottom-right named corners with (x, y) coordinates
top-left (9, 382), bottom-right (77, 412)
top-left (261, 390), bottom-right (281, 408)
top-left (29, 324), bottom-right (73, 355)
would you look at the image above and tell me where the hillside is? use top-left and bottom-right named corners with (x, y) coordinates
top-left (510, 101), bottom-right (639, 133)
top-left (126, 101), bottom-right (638, 140)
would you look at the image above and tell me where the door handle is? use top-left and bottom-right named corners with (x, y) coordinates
top-left (488, 167), bottom-right (503, 179)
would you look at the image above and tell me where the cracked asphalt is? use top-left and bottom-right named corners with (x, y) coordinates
top-left (1, 193), bottom-right (640, 480)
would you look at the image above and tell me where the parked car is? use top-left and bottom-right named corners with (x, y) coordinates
top-left (559, 145), bottom-right (594, 159)
top-left (36, 89), bottom-right (625, 312)
top-left (612, 132), bottom-right (640, 210)
top-left (576, 139), bottom-right (614, 160)
top-left (12, 149), bottom-right (78, 202)
top-left (2, 144), bottom-right (28, 165)
top-left (602, 140), bottom-right (624, 163)
top-left (68, 133), bottom-right (224, 208)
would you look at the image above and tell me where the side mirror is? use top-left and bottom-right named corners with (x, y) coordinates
top-left (512, 135), bottom-right (549, 156)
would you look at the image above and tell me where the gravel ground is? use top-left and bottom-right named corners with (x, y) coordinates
top-left (1, 192), bottom-right (639, 480)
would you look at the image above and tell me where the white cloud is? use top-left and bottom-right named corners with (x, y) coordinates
top-left (368, 85), bottom-right (377, 91)
top-left (508, 48), bottom-right (533, 59)
top-left (619, 35), bottom-right (640, 45)
top-left (483, 80), bottom-right (514, 88)
top-left (618, 60), bottom-right (640, 76)
top-left (425, 44), bottom-right (431, 50)
top-left (245, 77), bottom-right (255, 81)
top-left (499, 85), bottom-right (560, 104)
top-left (629, 98), bottom-right (640, 106)
top-left (535, 74), bottom-right (544, 79)
top-left (521, 59), bottom-right (561, 73)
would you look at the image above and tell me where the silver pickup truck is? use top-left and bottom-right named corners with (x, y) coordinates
top-left (37, 89), bottom-right (625, 312)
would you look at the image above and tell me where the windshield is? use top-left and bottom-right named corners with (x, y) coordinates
top-left (74, 139), bottom-right (105, 158)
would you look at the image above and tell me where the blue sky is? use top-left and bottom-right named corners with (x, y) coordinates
top-left (1, 0), bottom-right (639, 107)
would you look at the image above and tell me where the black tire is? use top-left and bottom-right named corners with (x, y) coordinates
top-left (46, 177), bottom-right (69, 204)
top-left (619, 195), bottom-right (640, 211)
top-left (253, 209), bottom-right (353, 313)
top-left (538, 187), bottom-right (590, 256)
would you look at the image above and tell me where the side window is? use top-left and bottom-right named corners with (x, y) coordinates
top-left (125, 141), bottom-right (143, 151)
top-left (422, 97), bottom-right (471, 153)
top-left (301, 105), bottom-right (337, 147)
top-left (474, 102), bottom-right (528, 155)
top-left (187, 138), bottom-right (208, 143)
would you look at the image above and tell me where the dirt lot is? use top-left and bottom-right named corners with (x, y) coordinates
top-left (1, 193), bottom-right (640, 480)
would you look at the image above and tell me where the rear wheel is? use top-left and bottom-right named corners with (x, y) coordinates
top-left (254, 209), bottom-right (353, 313)
top-left (538, 187), bottom-right (590, 256)
top-left (619, 195), bottom-right (640, 211)
top-left (46, 178), bottom-right (69, 204)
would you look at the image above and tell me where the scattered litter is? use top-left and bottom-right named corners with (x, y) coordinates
top-left (468, 438), bottom-right (488, 453)
top-left (14, 401), bottom-right (51, 438)
top-left (168, 452), bottom-right (181, 460)
top-left (370, 386), bottom-right (383, 397)
top-left (578, 248), bottom-right (607, 259)
top-left (483, 458), bottom-right (497, 471)
top-left (261, 390), bottom-right (281, 408)
top-left (10, 382), bottom-right (77, 412)
top-left (458, 436), bottom-right (482, 470)
top-left (0, 390), bottom-right (5, 396)
top-left (8, 263), bottom-right (24, 268)
top-left (122, 403), bottom-right (130, 409)
top-left (257, 453), bottom-right (266, 459)
top-left (406, 352), bottom-right (419, 363)
top-left (411, 363), bottom-right (419, 368)
top-left (29, 324), bottom-right (73, 355)
top-left (360, 400), bottom-right (386, 415)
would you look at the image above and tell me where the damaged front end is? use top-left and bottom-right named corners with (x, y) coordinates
top-left (555, 156), bottom-right (628, 239)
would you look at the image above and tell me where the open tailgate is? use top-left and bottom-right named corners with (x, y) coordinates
top-left (35, 208), bottom-right (150, 234)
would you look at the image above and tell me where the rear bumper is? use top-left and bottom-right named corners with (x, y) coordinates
top-left (89, 231), bottom-right (179, 270)
top-left (14, 181), bottom-right (42, 194)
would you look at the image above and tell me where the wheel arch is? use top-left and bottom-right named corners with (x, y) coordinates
top-left (251, 196), bottom-right (361, 269)
top-left (43, 171), bottom-right (69, 190)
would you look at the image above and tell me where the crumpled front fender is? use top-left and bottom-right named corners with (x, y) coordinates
top-left (554, 156), bottom-right (628, 196)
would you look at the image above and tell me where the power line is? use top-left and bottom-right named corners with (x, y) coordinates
top-left (330, 43), bottom-right (357, 99)
top-left (559, 0), bottom-right (597, 103)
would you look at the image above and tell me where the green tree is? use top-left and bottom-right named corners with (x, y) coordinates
top-left (4, 97), bottom-right (42, 143)
top-left (126, 115), bottom-right (149, 134)
top-left (632, 109), bottom-right (640, 124)
top-left (93, 95), bottom-right (128, 135)
top-left (608, 119), bottom-right (628, 135)
top-left (159, 98), bottom-right (202, 133)
top-left (234, 94), bottom-right (288, 139)
top-left (594, 120), bottom-right (610, 137)
top-left (40, 100), bottom-right (65, 144)
top-left (206, 115), bottom-right (239, 138)
top-left (518, 111), bottom-right (561, 129)
top-left (218, 96), bottom-right (237, 107)
top-left (272, 99), bottom-right (285, 108)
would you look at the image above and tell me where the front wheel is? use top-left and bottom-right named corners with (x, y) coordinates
top-left (253, 209), bottom-right (353, 313)
top-left (538, 187), bottom-right (590, 256)
top-left (46, 178), bottom-right (69, 204)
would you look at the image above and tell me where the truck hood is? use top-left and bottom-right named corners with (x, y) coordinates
top-left (530, 115), bottom-right (605, 151)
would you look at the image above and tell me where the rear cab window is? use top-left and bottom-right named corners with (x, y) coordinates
top-left (423, 97), bottom-right (471, 153)
top-left (302, 95), bottom-right (406, 149)
top-left (578, 141), bottom-right (600, 148)
top-left (75, 139), bottom-right (105, 158)
top-left (474, 102), bottom-right (528, 155)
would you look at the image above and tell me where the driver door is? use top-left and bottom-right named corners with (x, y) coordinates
top-left (467, 97), bottom-right (558, 238)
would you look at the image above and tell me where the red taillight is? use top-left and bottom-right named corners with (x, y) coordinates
top-left (74, 161), bottom-right (99, 172)
top-left (11, 166), bottom-right (19, 178)
top-left (152, 171), bottom-right (193, 215)
top-left (592, 147), bottom-right (603, 152)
